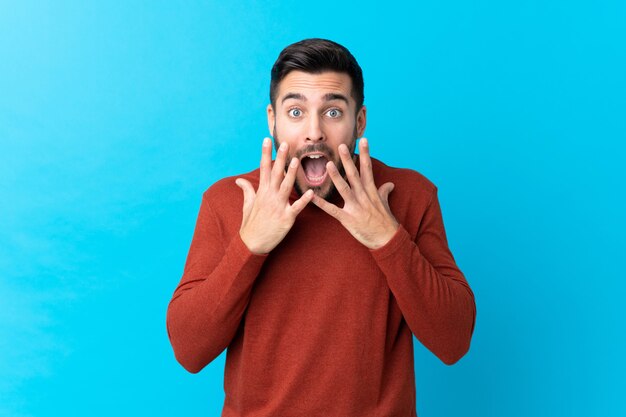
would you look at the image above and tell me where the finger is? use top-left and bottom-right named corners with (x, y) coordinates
top-left (279, 157), bottom-right (299, 198)
top-left (338, 143), bottom-right (364, 194)
top-left (271, 141), bottom-right (288, 189)
top-left (290, 189), bottom-right (314, 215)
top-left (259, 137), bottom-right (273, 188)
top-left (358, 138), bottom-right (379, 196)
top-left (311, 194), bottom-right (344, 221)
top-left (326, 160), bottom-right (355, 203)
top-left (235, 178), bottom-right (256, 216)
top-left (378, 182), bottom-right (395, 204)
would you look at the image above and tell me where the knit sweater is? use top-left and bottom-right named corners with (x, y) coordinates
top-left (166, 156), bottom-right (476, 416)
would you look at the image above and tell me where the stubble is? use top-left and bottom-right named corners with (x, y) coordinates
top-left (272, 126), bottom-right (357, 201)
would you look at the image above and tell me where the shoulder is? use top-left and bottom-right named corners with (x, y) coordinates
top-left (370, 157), bottom-right (437, 200)
top-left (369, 157), bottom-right (438, 235)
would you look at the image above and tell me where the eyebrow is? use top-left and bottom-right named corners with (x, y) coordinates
top-left (281, 92), bottom-right (350, 105)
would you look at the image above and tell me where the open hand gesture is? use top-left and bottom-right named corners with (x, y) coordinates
top-left (236, 138), bottom-right (314, 254)
top-left (312, 138), bottom-right (399, 250)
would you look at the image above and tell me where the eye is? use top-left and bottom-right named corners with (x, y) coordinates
top-left (288, 108), bottom-right (302, 118)
top-left (326, 108), bottom-right (342, 118)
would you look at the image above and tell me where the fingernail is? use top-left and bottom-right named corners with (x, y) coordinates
top-left (361, 138), bottom-right (368, 147)
top-left (280, 142), bottom-right (287, 151)
top-left (290, 157), bottom-right (298, 168)
top-left (263, 138), bottom-right (271, 146)
top-left (339, 144), bottom-right (348, 154)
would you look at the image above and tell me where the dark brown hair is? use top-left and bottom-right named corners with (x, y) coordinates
top-left (270, 38), bottom-right (364, 112)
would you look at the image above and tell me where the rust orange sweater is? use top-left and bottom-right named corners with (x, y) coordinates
top-left (166, 157), bottom-right (476, 416)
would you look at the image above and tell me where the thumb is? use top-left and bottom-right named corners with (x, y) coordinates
top-left (378, 182), bottom-right (395, 203)
top-left (235, 178), bottom-right (255, 216)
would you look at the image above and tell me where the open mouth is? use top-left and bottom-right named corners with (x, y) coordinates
top-left (300, 153), bottom-right (329, 186)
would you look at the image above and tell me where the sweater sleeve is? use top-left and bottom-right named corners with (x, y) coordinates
top-left (166, 193), bottom-right (267, 373)
top-left (370, 188), bottom-right (476, 365)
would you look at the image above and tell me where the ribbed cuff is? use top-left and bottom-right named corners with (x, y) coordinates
top-left (369, 225), bottom-right (413, 261)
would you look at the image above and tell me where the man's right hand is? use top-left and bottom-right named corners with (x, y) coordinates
top-left (235, 138), bottom-right (314, 255)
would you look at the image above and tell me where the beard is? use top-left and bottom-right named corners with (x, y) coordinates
top-left (273, 126), bottom-right (358, 201)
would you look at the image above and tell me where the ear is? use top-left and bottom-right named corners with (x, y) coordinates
top-left (267, 104), bottom-right (275, 137)
top-left (356, 105), bottom-right (367, 138)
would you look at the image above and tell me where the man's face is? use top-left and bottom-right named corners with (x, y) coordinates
top-left (267, 70), bottom-right (367, 200)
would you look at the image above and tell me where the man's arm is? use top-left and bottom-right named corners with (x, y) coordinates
top-left (166, 197), bottom-right (267, 373)
top-left (369, 189), bottom-right (476, 365)
top-left (312, 138), bottom-right (476, 364)
top-left (166, 138), bottom-right (313, 373)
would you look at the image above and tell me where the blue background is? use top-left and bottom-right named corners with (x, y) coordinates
top-left (1, 1), bottom-right (624, 416)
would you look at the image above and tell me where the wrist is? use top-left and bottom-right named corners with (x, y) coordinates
top-left (239, 231), bottom-right (269, 255)
top-left (368, 222), bottom-right (400, 250)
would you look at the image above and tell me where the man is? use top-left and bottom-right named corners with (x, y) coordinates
top-left (167, 38), bottom-right (476, 416)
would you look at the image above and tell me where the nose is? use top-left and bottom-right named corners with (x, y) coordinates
top-left (305, 115), bottom-right (324, 142)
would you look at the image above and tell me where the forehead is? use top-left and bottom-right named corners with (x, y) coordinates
top-left (276, 71), bottom-right (353, 104)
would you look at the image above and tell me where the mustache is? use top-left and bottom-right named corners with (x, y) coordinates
top-left (293, 143), bottom-right (336, 160)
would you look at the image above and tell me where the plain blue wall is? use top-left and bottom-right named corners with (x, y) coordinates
top-left (1, 1), bottom-right (624, 416)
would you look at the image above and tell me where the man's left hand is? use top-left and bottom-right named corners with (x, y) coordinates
top-left (312, 138), bottom-right (399, 250)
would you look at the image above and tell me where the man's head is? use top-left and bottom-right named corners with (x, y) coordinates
top-left (269, 39), bottom-right (364, 112)
top-left (267, 38), bottom-right (366, 200)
